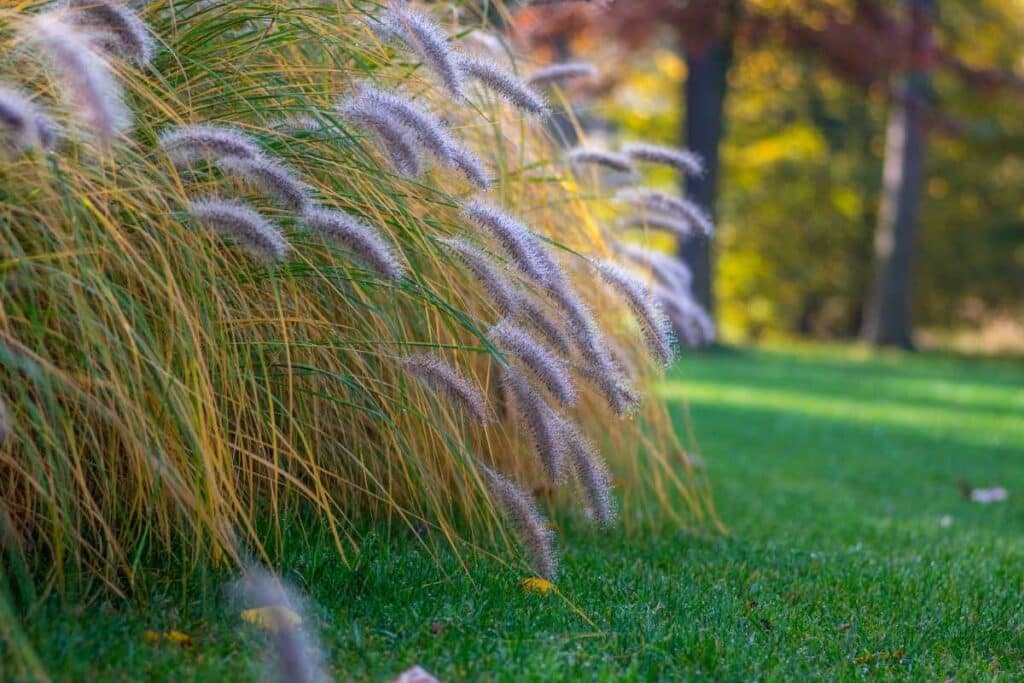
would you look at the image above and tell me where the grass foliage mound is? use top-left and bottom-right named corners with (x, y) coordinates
top-left (0, 0), bottom-right (714, 603)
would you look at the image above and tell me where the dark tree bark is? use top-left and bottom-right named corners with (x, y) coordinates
top-left (680, 29), bottom-right (735, 318)
top-left (860, 0), bottom-right (934, 349)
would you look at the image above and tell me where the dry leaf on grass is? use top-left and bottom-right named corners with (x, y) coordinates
top-left (142, 630), bottom-right (192, 647)
top-left (240, 606), bottom-right (303, 633)
top-left (521, 577), bottom-right (555, 595)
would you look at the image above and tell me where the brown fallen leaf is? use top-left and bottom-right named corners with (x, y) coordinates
top-left (836, 622), bottom-right (852, 633)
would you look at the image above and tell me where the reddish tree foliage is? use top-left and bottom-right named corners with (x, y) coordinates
top-left (512, 0), bottom-right (1024, 129)
top-left (516, 0), bottom-right (1020, 88)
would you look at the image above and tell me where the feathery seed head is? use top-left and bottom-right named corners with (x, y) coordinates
top-left (449, 144), bottom-right (493, 190)
top-left (215, 155), bottom-right (313, 213)
top-left (491, 319), bottom-right (577, 407)
top-left (480, 465), bottom-right (557, 579)
top-left (526, 61), bottom-right (598, 87)
top-left (516, 295), bottom-right (572, 356)
top-left (0, 395), bottom-right (10, 445)
top-left (189, 197), bottom-right (290, 262)
top-left (0, 85), bottom-right (58, 152)
top-left (573, 354), bottom-right (640, 417)
top-left (362, 15), bottom-right (401, 43)
top-left (352, 85), bottom-right (452, 160)
top-left (457, 55), bottom-right (547, 115)
top-left (555, 416), bottom-right (615, 526)
top-left (441, 237), bottom-right (521, 316)
top-left (618, 213), bottom-right (699, 239)
top-left (622, 142), bottom-right (704, 177)
top-left (615, 243), bottom-right (694, 293)
top-left (547, 284), bottom-right (614, 368)
top-left (402, 354), bottom-right (490, 424)
top-left (617, 188), bottom-right (715, 237)
top-left (499, 369), bottom-right (566, 483)
top-left (338, 98), bottom-right (422, 177)
top-left (598, 261), bottom-right (675, 365)
top-left (656, 287), bottom-right (715, 348)
top-left (567, 147), bottom-right (634, 175)
top-left (66, 0), bottom-right (155, 65)
top-left (387, 0), bottom-right (464, 98)
top-left (461, 200), bottom-right (551, 286)
top-left (29, 11), bottom-right (130, 143)
top-left (159, 124), bottom-right (264, 166)
top-left (352, 85), bottom-right (490, 187)
top-left (300, 208), bottom-right (405, 281)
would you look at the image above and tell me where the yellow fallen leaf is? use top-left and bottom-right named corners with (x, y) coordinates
top-left (143, 629), bottom-right (192, 647)
top-left (241, 605), bottom-right (302, 633)
top-left (165, 630), bottom-right (192, 646)
top-left (521, 577), bottom-right (555, 595)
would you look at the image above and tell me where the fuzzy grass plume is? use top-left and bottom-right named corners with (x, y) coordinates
top-left (623, 142), bottom-right (704, 177)
top-left (0, 84), bottom-right (56, 151)
top-left (556, 415), bottom-right (615, 527)
top-left (499, 369), bottom-right (566, 483)
top-left (491, 319), bottom-right (577, 407)
top-left (352, 84), bottom-right (491, 188)
top-left (458, 55), bottom-right (546, 114)
top-left (619, 213), bottom-right (701, 239)
top-left (461, 199), bottom-right (554, 285)
top-left (527, 61), bottom-right (598, 87)
top-left (597, 261), bottom-right (675, 366)
top-left (300, 208), bottom-right (405, 281)
top-left (442, 237), bottom-right (521, 316)
top-left (337, 98), bottom-right (422, 177)
top-left (568, 147), bottom-right (634, 175)
top-left (160, 124), bottom-right (264, 166)
top-left (403, 353), bottom-right (490, 424)
top-left (66, 0), bottom-right (154, 66)
top-left (189, 197), bottom-right (290, 261)
top-left (26, 10), bottom-right (130, 142)
top-left (480, 466), bottom-right (557, 579)
top-left (387, 0), bottom-right (464, 98)
top-left (216, 155), bottom-right (313, 213)
top-left (617, 188), bottom-right (715, 237)
top-left (615, 243), bottom-right (694, 293)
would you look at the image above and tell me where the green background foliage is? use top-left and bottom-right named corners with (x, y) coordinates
top-left (599, 0), bottom-right (1024, 342)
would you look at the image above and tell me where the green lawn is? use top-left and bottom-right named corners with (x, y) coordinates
top-left (14, 345), bottom-right (1024, 681)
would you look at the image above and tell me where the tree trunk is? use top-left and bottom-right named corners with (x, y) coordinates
top-left (860, 0), bottom-right (934, 349)
top-left (680, 38), bottom-right (733, 318)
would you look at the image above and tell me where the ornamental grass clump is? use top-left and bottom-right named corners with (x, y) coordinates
top-left (0, 1), bottom-right (715, 637)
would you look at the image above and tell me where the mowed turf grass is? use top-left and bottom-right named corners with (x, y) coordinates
top-left (19, 345), bottom-right (1024, 680)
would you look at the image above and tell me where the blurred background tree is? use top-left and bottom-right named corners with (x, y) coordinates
top-left (511, 0), bottom-right (1024, 351)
